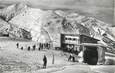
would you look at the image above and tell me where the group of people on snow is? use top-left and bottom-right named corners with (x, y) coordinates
top-left (16, 42), bottom-right (50, 51)
top-left (16, 42), bottom-right (49, 68)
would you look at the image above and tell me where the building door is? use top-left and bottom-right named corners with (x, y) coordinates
top-left (83, 46), bottom-right (98, 65)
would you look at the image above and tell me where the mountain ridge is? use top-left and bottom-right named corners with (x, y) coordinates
top-left (0, 3), bottom-right (115, 51)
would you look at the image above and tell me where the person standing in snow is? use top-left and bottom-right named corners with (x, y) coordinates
top-left (16, 43), bottom-right (19, 48)
top-left (68, 54), bottom-right (72, 61)
top-left (28, 46), bottom-right (31, 51)
top-left (21, 46), bottom-right (23, 50)
top-left (43, 55), bottom-right (47, 68)
top-left (33, 44), bottom-right (36, 51)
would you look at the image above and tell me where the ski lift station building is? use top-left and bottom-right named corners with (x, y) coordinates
top-left (60, 34), bottom-right (106, 65)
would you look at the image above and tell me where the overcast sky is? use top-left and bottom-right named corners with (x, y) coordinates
top-left (0, 0), bottom-right (113, 8)
top-left (0, 0), bottom-right (114, 26)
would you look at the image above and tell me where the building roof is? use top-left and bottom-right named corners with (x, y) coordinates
top-left (61, 33), bottom-right (99, 41)
top-left (81, 43), bottom-right (107, 47)
top-left (61, 33), bottom-right (79, 36)
top-left (80, 34), bottom-right (100, 41)
top-left (74, 43), bottom-right (107, 48)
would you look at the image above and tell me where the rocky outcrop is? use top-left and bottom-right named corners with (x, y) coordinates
top-left (0, 17), bottom-right (31, 40)
top-left (0, 3), bottom-right (28, 21)
top-left (0, 18), bottom-right (10, 36)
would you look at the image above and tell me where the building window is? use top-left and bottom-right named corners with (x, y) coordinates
top-left (65, 37), bottom-right (68, 40)
top-left (73, 38), bottom-right (76, 41)
top-left (68, 38), bottom-right (71, 40)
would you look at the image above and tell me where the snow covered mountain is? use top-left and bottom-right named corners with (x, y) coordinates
top-left (0, 3), bottom-right (115, 50)
top-left (0, 3), bottom-right (28, 21)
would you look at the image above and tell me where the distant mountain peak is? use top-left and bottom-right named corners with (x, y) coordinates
top-left (0, 3), bottom-right (28, 21)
